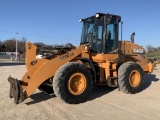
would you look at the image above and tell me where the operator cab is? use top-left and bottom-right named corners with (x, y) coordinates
top-left (80, 13), bottom-right (121, 54)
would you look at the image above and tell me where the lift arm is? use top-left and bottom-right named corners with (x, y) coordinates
top-left (8, 42), bottom-right (82, 104)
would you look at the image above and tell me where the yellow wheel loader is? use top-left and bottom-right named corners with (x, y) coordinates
top-left (8, 13), bottom-right (154, 104)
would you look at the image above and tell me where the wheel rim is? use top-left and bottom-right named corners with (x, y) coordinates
top-left (129, 70), bottom-right (141, 87)
top-left (68, 73), bottom-right (86, 95)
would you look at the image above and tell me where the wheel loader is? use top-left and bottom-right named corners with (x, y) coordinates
top-left (8, 13), bottom-right (154, 104)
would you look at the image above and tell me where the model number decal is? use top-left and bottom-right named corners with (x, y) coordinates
top-left (59, 53), bottom-right (74, 60)
top-left (133, 49), bottom-right (144, 53)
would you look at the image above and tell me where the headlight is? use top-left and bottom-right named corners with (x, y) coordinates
top-left (83, 45), bottom-right (91, 53)
top-left (84, 46), bottom-right (88, 50)
top-left (79, 19), bottom-right (83, 23)
top-left (96, 14), bottom-right (99, 18)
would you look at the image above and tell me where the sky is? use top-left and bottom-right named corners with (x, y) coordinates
top-left (0, 0), bottom-right (160, 48)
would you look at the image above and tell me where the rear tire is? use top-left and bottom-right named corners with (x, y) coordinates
top-left (53, 62), bottom-right (93, 104)
top-left (118, 62), bottom-right (144, 94)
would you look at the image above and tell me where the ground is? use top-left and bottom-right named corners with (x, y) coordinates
top-left (0, 62), bottom-right (160, 120)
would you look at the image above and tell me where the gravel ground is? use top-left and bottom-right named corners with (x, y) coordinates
top-left (0, 63), bottom-right (160, 120)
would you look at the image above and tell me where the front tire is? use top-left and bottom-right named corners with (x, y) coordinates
top-left (118, 62), bottom-right (144, 94)
top-left (53, 62), bottom-right (93, 104)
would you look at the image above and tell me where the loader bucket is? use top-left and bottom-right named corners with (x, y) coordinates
top-left (8, 76), bottom-right (27, 104)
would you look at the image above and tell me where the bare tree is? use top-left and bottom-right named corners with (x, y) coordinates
top-left (0, 40), bottom-right (3, 52)
top-left (146, 44), bottom-right (155, 52)
top-left (2, 39), bottom-right (58, 54)
top-left (17, 37), bottom-right (27, 54)
top-left (3, 38), bottom-right (27, 54)
top-left (4, 39), bottom-right (16, 52)
top-left (157, 46), bottom-right (160, 51)
top-left (33, 42), bottom-right (46, 47)
top-left (33, 42), bottom-right (46, 54)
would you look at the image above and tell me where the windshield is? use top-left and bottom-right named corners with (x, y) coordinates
top-left (80, 16), bottom-right (104, 53)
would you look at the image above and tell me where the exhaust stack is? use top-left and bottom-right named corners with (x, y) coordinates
top-left (131, 32), bottom-right (135, 43)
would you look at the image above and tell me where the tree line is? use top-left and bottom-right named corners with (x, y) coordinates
top-left (0, 38), bottom-right (54, 54)
top-left (0, 37), bottom-right (27, 54)
top-left (146, 44), bottom-right (160, 52)
top-left (1, 38), bottom-right (158, 54)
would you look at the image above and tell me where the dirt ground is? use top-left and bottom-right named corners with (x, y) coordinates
top-left (0, 62), bottom-right (160, 120)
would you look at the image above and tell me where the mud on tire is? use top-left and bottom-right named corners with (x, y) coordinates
top-left (53, 62), bottom-right (93, 104)
top-left (118, 61), bottom-right (144, 94)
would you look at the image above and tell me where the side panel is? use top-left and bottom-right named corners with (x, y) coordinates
top-left (120, 41), bottom-right (149, 72)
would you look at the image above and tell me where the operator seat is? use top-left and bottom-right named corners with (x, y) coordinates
top-left (106, 31), bottom-right (113, 53)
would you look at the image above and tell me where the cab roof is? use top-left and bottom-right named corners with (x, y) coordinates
top-left (83, 13), bottom-right (121, 22)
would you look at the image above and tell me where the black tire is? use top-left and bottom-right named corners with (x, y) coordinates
top-left (118, 61), bottom-right (144, 94)
top-left (53, 62), bottom-right (93, 104)
top-left (38, 82), bottom-right (54, 94)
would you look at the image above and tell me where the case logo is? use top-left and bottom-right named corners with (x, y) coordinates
top-left (133, 49), bottom-right (144, 53)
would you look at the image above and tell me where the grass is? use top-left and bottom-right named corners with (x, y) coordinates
top-left (147, 50), bottom-right (160, 59)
